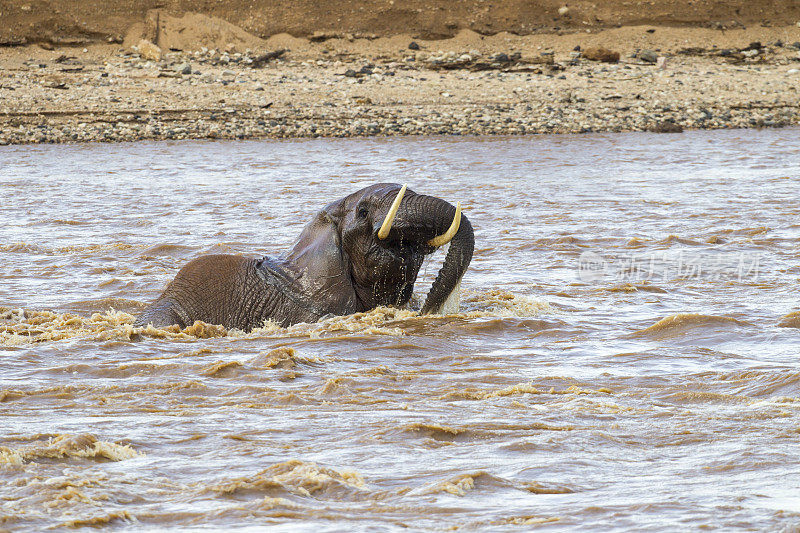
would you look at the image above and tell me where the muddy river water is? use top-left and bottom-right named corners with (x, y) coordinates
top-left (1, 129), bottom-right (800, 531)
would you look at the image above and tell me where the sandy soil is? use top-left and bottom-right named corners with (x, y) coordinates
top-left (1, 9), bottom-right (799, 144)
top-left (3, 0), bottom-right (800, 45)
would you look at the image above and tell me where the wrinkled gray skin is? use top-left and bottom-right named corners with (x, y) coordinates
top-left (135, 184), bottom-right (474, 331)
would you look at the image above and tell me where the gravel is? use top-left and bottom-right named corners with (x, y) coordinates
top-left (1, 43), bottom-right (799, 145)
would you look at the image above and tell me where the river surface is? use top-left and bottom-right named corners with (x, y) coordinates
top-left (1, 129), bottom-right (800, 531)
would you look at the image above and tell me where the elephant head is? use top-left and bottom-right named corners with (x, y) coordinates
top-left (135, 183), bottom-right (474, 331)
top-left (287, 183), bottom-right (474, 315)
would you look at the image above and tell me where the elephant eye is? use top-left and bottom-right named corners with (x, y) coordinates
top-left (356, 204), bottom-right (369, 219)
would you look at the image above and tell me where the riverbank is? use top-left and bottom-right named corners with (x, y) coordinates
top-left (4, 0), bottom-right (800, 46)
top-left (1, 24), bottom-right (799, 144)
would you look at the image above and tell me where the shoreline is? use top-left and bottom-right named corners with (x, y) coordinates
top-left (1, 25), bottom-right (799, 145)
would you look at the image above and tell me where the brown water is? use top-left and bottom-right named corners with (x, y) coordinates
top-left (1, 130), bottom-right (800, 531)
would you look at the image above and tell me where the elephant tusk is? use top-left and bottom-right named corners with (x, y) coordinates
top-left (428, 202), bottom-right (461, 247)
top-left (377, 184), bottom-right (407, 240)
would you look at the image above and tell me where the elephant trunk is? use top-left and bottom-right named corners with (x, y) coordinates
top-left (390, 194), bottom-right (474, 314)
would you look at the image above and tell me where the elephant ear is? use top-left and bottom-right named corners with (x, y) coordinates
top-left (285, 201), bottom-right (357, 312)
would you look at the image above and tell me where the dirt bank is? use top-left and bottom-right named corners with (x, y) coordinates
top-left (2, 0), bottom-right (800, 46)
top-left (1, 24), bottom-right (799, 145)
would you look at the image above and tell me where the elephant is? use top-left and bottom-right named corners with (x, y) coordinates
top-left (134, 183), bottom-right (474, 331)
